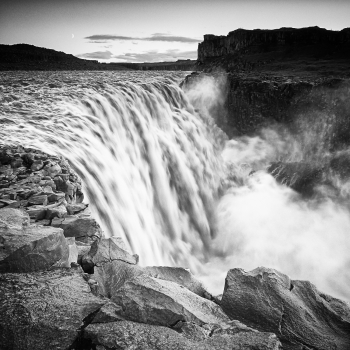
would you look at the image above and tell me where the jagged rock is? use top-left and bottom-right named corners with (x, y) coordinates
top-left (221, 267), bottom-right (350, 350)
top-left (0, 207), bottom-right (29, 228)
top-left (31, 160), bottom-right (44, 171)
top-left (112, 274), bottom-right (230, 327)
top-left (93, 260), bottom-right (143, 298)
top-left (84, 321), bottom-right (281, 350)
top-left (47, 191), bottom-right (65, 202)
top-left (82, 238), bottom-right (138, 270)
top-left (51, 216), bottom-right (102, 243)
top-left (46, 204), bottom-right (67, 220)
top-left (144, 266), bottom-right (212, 300)
top-left (66, 237), bottom-right (78, 266)
top-left (0, 267), bottom-right (106, 350)
top-left (28, 194), bottom-right (48, 206)
top-left (267, 162), bottom-right (323, 196)
top-left (45, 163), bottom-right (61, 177)
top-left (0, 221), bottom-right (71, 272)
top-left (91, 301), bottom-right (125, 323)
top-left (26, 205), bottom-right (47, 220)
top-left (66, 203), bottom-right (87, 215)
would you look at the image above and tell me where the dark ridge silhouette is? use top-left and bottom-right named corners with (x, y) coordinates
top-left (0, 44), bottom-right (196, 71)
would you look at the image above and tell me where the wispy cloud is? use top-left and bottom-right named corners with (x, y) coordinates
top-left (113, 49), bottom-right (197, 62)
top-left (77, 50), bottom-right (113, 59)
top-left (85, 34), bottom-right (201, 43)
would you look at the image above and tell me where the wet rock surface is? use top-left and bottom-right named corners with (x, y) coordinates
top-left (0, 267), bottom-right (106, 350)
top-left (221, 267), bottom-right (350, 350)
top-left (84, 321), bottom-right (281, 350)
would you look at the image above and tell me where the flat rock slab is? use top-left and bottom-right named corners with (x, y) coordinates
top-left (0, 268), bottom-right (106, 350)
top-left (221, 267), bottom-right (350, 350)
top-left (84, 321), bottom-right (281, 350)
top-left (112, 274), bottom-right (230, 327)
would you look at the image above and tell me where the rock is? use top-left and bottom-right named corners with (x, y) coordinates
top-left (52, 216), bottom-right (102, 243)
top-left (26, 205), bottom-right (47, 220)
top-left (66, 203), bottom-right (87, 215)
top-left (31, 160), bottom-right (44, 171)
top-left (46, 164), bottom-right (61, 177)
top-left (84, 321), bottom-right (281, 350)
top-left (91, 301), bottom-right (125, 323)
top-left (10, 158), bottom-right (23, 168)
top-left (221, 267), bottom-right (350, 350)
top-left (0, 267), bottom-right (106, 350)
top-left (0, 220), bottom-right (71, 272)
top-left (0, 198), bottom-right (20, 208)
top-left (0, 207), bottom-right (30, 228)
top-left (28, 194), bottom-right (48, 206)
top-left (144, 266), bottom-right (212, 300)
top-left (46, 204), bottom-right (67, 220)
top-left (82, 238), bottom-right (138, 272)
top-left (47, 191), bottom-right (65, 202)
top-left (93, 260), bottom-right (143, 298)
top-left (112, 274), bottom-right (230, 327)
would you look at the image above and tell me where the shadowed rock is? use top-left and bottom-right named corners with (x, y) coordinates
top-left (84, 321), bottom-right (281, 350)
top-left (221, 267), bottom-right (350, 350)
top-left (0, 267), bottom-right (106, 350)
top-left (0, 208), bottom-right (71, 272)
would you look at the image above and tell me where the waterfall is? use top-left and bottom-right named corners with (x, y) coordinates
top-left (0, 71), bottom-right (225, 272)
top-left (1, 71), bottom-right (350, 301)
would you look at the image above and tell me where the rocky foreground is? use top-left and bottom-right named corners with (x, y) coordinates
top-left (0, 145), bottom-right (350, 350)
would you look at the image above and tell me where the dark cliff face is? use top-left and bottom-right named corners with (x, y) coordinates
top-left (185, 27), bottom-right (350, 147)
top-left (198, 27), bottom-right (350, 73)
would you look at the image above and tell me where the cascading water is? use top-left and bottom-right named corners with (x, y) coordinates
top-left (0, 71), bottom-right (225, 272)
top-left (1, 71), bottom-right (350, 302)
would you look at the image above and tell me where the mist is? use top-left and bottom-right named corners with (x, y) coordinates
top-left (184, 74), bottom-right (350, 302)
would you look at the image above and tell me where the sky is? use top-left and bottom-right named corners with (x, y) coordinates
top-left (0, 0), bottom-right (349, 63)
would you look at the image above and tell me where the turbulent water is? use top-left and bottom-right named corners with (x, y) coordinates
top-left (1, 71), bottom-right (349, 302)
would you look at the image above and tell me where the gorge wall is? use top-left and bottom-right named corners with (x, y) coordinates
top-left (186, 27), bottom-right (350, 142)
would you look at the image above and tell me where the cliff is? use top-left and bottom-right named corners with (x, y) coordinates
top-left (197, 27), bottom-right (350, 74)
top-left (183, 27), bottom-right (350, 145)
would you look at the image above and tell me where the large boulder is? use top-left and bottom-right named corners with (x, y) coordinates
top-left (0, 267), bottom-right (106, 350)
top-left (221, 267), bottom-right (350, 350)
top-left (84, 321), bottom-right (281, 350)
top-left (0, 208), bottom-right (71, 272)
top-left (82, 237), bottom-right (138, 272)
top-left (51, 216), bottom-right (102, 243)
top-left (112, 274), bottom-right (230, 327)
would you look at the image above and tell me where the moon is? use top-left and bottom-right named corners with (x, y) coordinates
top-left (72, 34), bottom-right (74, 39)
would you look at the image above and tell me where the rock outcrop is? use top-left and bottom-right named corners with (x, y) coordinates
top-left (84, 321), bottom-right (281, 350)
top-left (0, 267), bottom-right (106, 350)
top-left (198, 27), bottom-right (350, 74)
top-left (221, 267), bottom-right (350, 350)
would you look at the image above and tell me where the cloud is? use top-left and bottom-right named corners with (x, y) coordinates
top-left (113, 49), bottom-right (197, 62)
top-left (77, 50), bottom-right (113, 59)
top-left (85, 34), bottom-right (201, 43)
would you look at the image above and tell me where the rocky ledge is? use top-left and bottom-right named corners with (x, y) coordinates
top-left (1, 146), bottom-right (350, 350)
